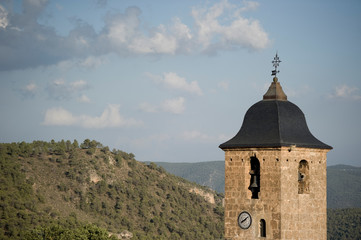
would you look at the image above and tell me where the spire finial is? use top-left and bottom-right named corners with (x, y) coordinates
top-left (271, 52), bottom-right (281, 79)
top-left (264, 53), bottom-right (287, 101)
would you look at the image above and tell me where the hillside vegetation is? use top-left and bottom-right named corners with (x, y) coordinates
top-left (0, 140), bottom-right (224, 240)
top-left (327, 208), bottom-right (361, 240)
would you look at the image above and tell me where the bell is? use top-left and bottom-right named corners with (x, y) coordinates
top-left (250, 175), bottom-right (258, 188)
top-left (298, 172), bottom-right (305, 182)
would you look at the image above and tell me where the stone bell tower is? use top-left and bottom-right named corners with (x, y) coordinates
top-left (219, 54), bottom-right (332, 240)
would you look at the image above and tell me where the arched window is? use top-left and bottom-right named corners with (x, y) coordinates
top-left (260, 219), bottom-right (266, 237)
top-left (249, 157), bottom-right (260, 199)
top-left (298, 160), bottom-right (310, 194)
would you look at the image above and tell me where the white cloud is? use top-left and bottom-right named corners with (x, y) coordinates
top-left (43, 104), bottom-right (143, 128)
top-left (329, 85), bottom-right (361, 100)
top-left (171, 17), bottom-right (192, 41)
top-left (147, 72), bottom-right (203, 96)
top-left (161, 97), bottom-right (185, 114)
top-left (0, 5), bottom-right (9, 29)
top-left (105, 8), bottom-right (185, 55)
top-left (164, 72), bottom-right (203, 95)
top-left (191, 0), bottom-right (269, 53)
top-left (115, 0), bottom-right (267, 55)
top-left (105, 7), bottom-right (140, 46)
top-left (80, 104), bottom-right (142, 128)
top-left (43, 107), bottom-right (77, 126)
top-left (0, 1), bottom-right (269, 71)
top-left (0, 0), bottom-right (70, 71)
top-left (128, 25), bottom-right (178, 54)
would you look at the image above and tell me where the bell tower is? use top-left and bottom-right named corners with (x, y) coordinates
top-left (219, 54), bottom-right (332, 240)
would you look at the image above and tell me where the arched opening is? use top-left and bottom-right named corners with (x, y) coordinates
top-left (249, 157), bottom-right (260, 199)
top-left (298, 160), bottom-right (309, 194)
top-left (260, 219), bottom-right (266, 237)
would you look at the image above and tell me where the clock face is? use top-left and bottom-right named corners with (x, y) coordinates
top-left (238, 211), bottom-right (252, 229)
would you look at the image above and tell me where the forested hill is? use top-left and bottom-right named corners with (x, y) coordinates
top-left (0, 140), bottom-right (224, 240)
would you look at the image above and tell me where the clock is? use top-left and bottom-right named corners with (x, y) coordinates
top-left (238, 211), bottom-right (252, 229)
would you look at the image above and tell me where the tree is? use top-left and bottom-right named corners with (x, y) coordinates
top-left (66, 140), bottom-right (72, 151)
top-left (81, 139), bottom-right (91, 149)
top-left (73, 140), bottom-right (79, 149)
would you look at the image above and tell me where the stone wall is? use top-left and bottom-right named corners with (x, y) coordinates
top-left (224, 147), bottom-right (329, 240)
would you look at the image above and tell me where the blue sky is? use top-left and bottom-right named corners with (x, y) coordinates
top-left (1, 0), bottom-right (360, 166)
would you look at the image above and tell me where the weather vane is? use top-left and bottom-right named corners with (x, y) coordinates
top-left (271, 53), bottom-right (281, 77)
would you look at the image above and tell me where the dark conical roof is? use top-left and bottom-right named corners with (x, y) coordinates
top-left (219, 78), bottom-right (332, 150)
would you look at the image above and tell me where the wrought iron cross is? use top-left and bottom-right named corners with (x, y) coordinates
top-left (272, 53), bottom-right (281, 77)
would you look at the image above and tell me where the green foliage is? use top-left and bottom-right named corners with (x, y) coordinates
top-left (24, 223), bottom-right (117, 240)
top-left (81, 139), bottom-right (102, 150)
top-left (0, 140), bottom-right (224, 239)
top-left (73, 139), bottom-right (79, 149)
top-left (0, 145), bottom-right (41, 239)
top-left (327, 208), bottom-right (361, 240)
top-left (101, 146), bottom-right (109, 154)
top-left (112, 149), bottom-right (135, 161)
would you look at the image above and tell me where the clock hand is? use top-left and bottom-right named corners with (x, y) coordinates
top-left (241, 217), bottom-right (248, 223)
